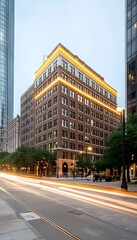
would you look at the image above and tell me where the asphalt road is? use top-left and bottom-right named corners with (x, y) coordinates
top-left (0, 173), bottom-right (137, 240)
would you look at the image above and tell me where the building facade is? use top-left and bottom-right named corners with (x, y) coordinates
top-left (126, 0), bottom-right (137, 179)
top-left (7, 115), bottom-right (20, 153)
top-left (126, 0), bottom-right (137, 115)
top-left (0, 0), bottom-right (14, 151)
top-left (20, 84), bottom-right (34, 148)
top-left (34, 44), bottom-right (120, 176)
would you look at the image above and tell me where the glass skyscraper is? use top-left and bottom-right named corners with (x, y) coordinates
top-left (0, 0), bottom-right (14, 151)
top-left (126, 0), bottom-right (137, 115)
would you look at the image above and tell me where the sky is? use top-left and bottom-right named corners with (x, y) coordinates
top-left (14, 0), bottom-right (125, 117)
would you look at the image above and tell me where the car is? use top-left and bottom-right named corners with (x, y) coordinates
top-left (87, 174), bottom-right (93, 181)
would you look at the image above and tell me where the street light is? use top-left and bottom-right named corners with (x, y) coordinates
top-left (85, 146), bottom-right (92, 159)
top-left (117, 107), bottom-right (128, 190)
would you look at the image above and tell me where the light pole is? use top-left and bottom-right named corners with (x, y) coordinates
top-left (117, 107), bottom-right (128, 190)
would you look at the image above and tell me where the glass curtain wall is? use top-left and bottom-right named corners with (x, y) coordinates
top-left (0, 0), bottom-right (14, 151)
top-left (127, 0), bottom-right (137, 115)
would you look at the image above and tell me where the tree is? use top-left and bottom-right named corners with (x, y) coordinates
top-left (100, 115), bottom-right (137, 181)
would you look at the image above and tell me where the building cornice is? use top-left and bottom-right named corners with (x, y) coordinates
top-left (35, 44), bottom-right (117, 96)
top-left (35, 77), bottom-right (120, 115)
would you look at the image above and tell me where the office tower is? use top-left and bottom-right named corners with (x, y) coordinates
top-left (126, 0), bottom-right (137, 115)
top-left (34, 43), bottom-right (120, 176)
top-left (0, 0), bottom-right (14, 151)
top-left (20, 84), bottom-right (34, 148)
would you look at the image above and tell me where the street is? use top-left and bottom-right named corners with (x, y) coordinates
top-left (0, 173), bottom-right (137, 240)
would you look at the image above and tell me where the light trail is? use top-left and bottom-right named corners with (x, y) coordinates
top-left (0, 173), bottom-right (137, 199)
top-left (0, 173), bottom-right (137, 216)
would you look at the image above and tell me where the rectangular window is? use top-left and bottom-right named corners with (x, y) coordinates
top-left (62, 119), bottom-right (68, 127)
top-left (85, 136), bottom-right (90, 143)
top-left (48, 132), bottom-right (52, 140)
top-left (70, 90), bottom-right (75, 98)
top-left (78, 94), bottom-right (83, 102)
top-left (96, 85), bottom-right (99, 91)
top-left (78, 124), bottom-right (83, 132)
top-left (78, 114), bottom-right (83, 122)
top-left (85, 107), bottom-right (90, 115)
top-left (85, 99), bottom-right (90, 106)
top-left (70, 132), bottom-right (75, 140)
top-left (85, 127), bottom-right (90, 134)
top-left (43, 134), bottom-right (47, 141)
top-left (54, 119), bottom-right (58, 127)
top-left (62, 73), bottom-right (68, 80)
top-left (70, 143), bottom-right (75, 150)
top-left (43, 71), bottom-right (46, 80)
top-left (48, 66), bottom-right (52, 75)
top-left (78, 135), bottom-right (83, 141)
top-left (104, 91), bottom-right (108, 97)
top-left (62, 130), bottom-right (68, 138)
top-left (70, 66), bottom-right (75, 75)
top-left (53, 85), bottom-right (58, 93)
top-left (43, 113), bottom-right (47, 121)
top-left (70, 78), bottom-right (75, 85)
top-left (78, 83), bottom-right (83, 90)
top-left (85, 118), bottom-right (90, 124)
top-left (48, 100), bottom-right (52, 108)
top-left (62, 59), bottom-right (68, 70)
top-left (53, 107), bottom-right (57, 116)
top-left (62, 141), bottom-right (68, 148)
top-left (48, 89), bottom-right (52, 97)
top-left (62, 85), bottom-right (68, 94)
top-left (43, 103), bottom-right (47, 111)
top-left (53, 130), bottom-right (58, 138)
top-left (62, 107), bottom-right (68, 116)
top-left (78, 72), bottom-right (83, 81)
top-left (53, 96), bottom-right (58, 104)
top-left (53, 60), bottom-right (57, 70)
top-left (85, 77), bottom-right (89, 85)
top-left (91, 81), bottom-right (95, 89)
top-left (43, 124), bottom-right (47, 131)
top-left (70, 100), bottom-right (75, 108)
top-left (48, 122), bottom-right (52, 129)
top-left (43, 93), bottom-right (47, 101)
top-left (70, 111), bottom-right (75, 119)
top-left (78, 104), bottom-right (83, 112)
top-left (62, 96), bottom-right (68, 105)
top-left (70, 121), bottom-right (75, 129)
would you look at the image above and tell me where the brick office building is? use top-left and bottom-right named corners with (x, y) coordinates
top-left (20, 84), bottom-right (34, 148)
top-left (34, 43), bottom-right (120, 176)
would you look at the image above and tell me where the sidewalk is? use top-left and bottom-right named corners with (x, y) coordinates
top-left (0, 199), bottom-right (45, 240)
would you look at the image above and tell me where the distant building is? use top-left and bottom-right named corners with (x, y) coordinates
top-left (126, 0), bottom-right (137, 115)
top-left (0, 0), bottom-right (14, 151)
top-left (34, 43), bottom-right (120, 176)
top-left (20, 84), bottom-right (34, 148)
top-left (7, 115), bottom-right (20, 153)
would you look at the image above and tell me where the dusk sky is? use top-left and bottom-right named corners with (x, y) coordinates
top-left (14, 0), bottom-right (125, 116)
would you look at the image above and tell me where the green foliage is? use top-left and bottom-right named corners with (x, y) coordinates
top-left (0, 147), bottom-right (56, 171)
top-left (99, 114), bottom-right (137, 172)
top-left (76, 158), bottom-right (93, 170)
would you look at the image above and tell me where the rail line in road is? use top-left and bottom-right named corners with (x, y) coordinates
top-left (0, 185), bottom-right (80, 240)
